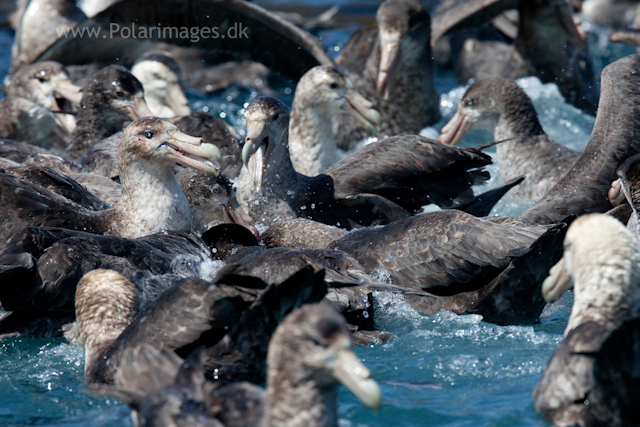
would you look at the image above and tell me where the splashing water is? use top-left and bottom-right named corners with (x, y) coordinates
top-left (0, 6), bottom-right (628, 427)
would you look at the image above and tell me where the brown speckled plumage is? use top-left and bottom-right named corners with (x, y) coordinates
top-left (65, 65), bottom-right (147, 160)
top-left (261, 218), bottom-right (348, 250)
top-left (176, 169), bottom-right (237, 234)
top-left (265, 304), bottom-right (351, 427)
top-left (75, 269), bottom-right (140, 379)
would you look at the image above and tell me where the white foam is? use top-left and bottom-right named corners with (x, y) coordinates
top-left (198, 259), bottom-right (226, 282)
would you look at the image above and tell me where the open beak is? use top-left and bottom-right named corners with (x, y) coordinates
top-left (542, 257), bottom-right (573, 303)
top-left (333, 348), bottom-right (381, 410)
top-left (345, 89), bottom-right (382, 133)
top-left (377, 38), bottom-right (401, 100)
top-left (161, 129), bottom-right (221, 176)
top-left (220, 200), bottom-right (259, 238)
top-left (53, 79), bottom-right (83, 104)
top-left (438, 109), bottom-right (473, 146)
top-left (48, 78), bottom-right (82, 134)
top-left (165, 83), bottom-right (191, 117)
top-left (242, 120), bottom-right (270, 192)
top-left (124, 98), bottom-right (154, 120)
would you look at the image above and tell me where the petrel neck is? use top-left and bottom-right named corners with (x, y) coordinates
top-left (113, 157), bottom-right (192, 238)
top-left (7, 96), bottom-right (56, 147)
top-left (289, 99), bottom-right (338, 176)
top-left (263, 127), bottom-right (299, 185)
top-left (266, 377), bottom-right (338, 427)
top-left (493, 97), bottom-right (544, 142)
top-left (566, 250), bottom-right (640, 335)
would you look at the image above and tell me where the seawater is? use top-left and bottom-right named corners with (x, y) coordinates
top-left (0, 5), bottom-right (632, 426)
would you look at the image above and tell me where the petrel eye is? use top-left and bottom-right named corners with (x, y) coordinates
top-left (116, 91), bottom-right (125, 98)
top-left (464, 98), bottom-right (475, 107)
top-left (273, 112), bottom-right (280, 121)
top-left (37, 77), bottom-right (46, 83)
top-left (328, 82), bottom-right (339, 89)
top-left (309, 338), bottom-right (322, 346)
top-left (143, 130), bottom-right (154, 139)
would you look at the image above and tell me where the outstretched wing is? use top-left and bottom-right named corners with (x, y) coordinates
top-left (37, 0), bottom-right (334, 81)
top-left (332, 209), bottom-right (544, 294)
top-left (325, 135), bottom-right (491, 212)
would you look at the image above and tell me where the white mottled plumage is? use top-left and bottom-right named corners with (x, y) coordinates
top-left (131, 52), bottom-right (191, 119)
top-left (543, 214), bottom-right (640, 335)
top-left (288, 66), bottom-right (381, 177)
top-left (107, 117), bottom-right (218, 238)
top-left (0, 116), bottom-right (221, 247)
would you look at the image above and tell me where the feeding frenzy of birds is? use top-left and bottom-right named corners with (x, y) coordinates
top-left (2, 0), bottom-right (640, 426)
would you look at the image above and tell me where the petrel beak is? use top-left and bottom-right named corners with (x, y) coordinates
top-left (163, 129), bottom-right (221, 176)
top-left (124, 98), bottom-right (154, 120)
top-left (53, 78), bottom-right (83, 104)
top-left (242, 120), bottom-right (269, 192)
top-left (220, 199), bottom-right (259, 238)
top-left (609, 178), bottom-right (625, 207)
top-left (49, 78), bottom-right (82, 134)
top-left (165, 83), bottom-right (191, 117)
top-left (377, 37), bottom-right (401, 100)
top-left (542, 257), bottom-right (573, 303)
top-left (438, 108), bottom-right (473, 146)
top-left (345, 89), bottom-right (382, 133)
top-left (333, 348), bottom-right (381, 410)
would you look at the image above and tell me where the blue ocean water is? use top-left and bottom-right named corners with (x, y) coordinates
top-left (0, 2), bottom-right (634, 426)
